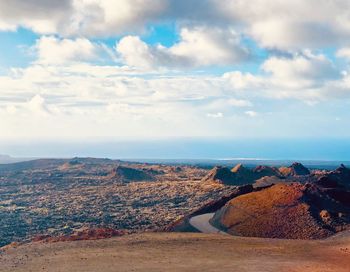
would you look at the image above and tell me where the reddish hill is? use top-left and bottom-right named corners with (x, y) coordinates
top-left (202, 164), bottom-right (281, 186)
top-left (253, 175), bottom-right (285, 188)
top-left (252, 165), bottom-right (281, 178)
top-left (166, 185), bottom-right (253, 232)
top-left (211, 183), bottom-right (350, 239)
top-left (279, 162), bottom-right (310, 177)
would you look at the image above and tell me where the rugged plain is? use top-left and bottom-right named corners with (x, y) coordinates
top-left (0, 158), bottom-right (232, 247)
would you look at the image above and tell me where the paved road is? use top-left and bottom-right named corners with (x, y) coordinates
top-left (189, 213), bottom-right (228, 234)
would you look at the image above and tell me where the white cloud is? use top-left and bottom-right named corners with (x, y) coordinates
top-left (116, 36), bottom-right (156, 70)
top-left (223, 71), bottom-right (263, 90)
top-left (168, 27), bottom-right (248, 66)
top-left (0, 0), bottom-right (166, 36)
top-left (262, 51), bottom-right (339, 89)
top-left (222, 53), bottom-right (346, 103)
top-left (207, 112), bottom-right (224, 118)
top-left (336, 47), bottom-right (350, 60)
top-left (245, 110), bottom-right (257, 117)
top-left (217, 0), bottom-right (350, 50)
top-left (68, 0), bottom-right (167, 36)
top-left (0, 0), bottom-right (72, 33)
top-left (34, 36), bottom-right (104, 65)
top-left (26, 94), bottom-right (50, 114)
top-left (0, 63), bottom-right (233, 139)
top-left (1, 58), bottom-right (350, 140)
top-left (116, 26), bottom-right (248, 69)
top-left (2, 1), bottom-right (350, 141)
top-left (205, 98), bottom-right (253, 113)
top-left (1, 0), bottom-right (350, 53)
top-left (227, 98), bottom-right (253, 107)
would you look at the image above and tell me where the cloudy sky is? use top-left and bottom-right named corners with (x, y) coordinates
top-left (1, 0), bottom-right (350, 157)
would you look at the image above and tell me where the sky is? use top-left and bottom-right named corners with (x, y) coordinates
top-left (0, 0), bottom-right (350, 159)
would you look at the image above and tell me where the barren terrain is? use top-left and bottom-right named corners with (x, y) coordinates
top-left (0, 158), bottom-right (233, 247)
top-left (1, 232), bottom-right (350, 272)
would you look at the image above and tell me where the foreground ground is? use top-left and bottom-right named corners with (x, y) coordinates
top-left (1, 232), bottom-right (350, 272)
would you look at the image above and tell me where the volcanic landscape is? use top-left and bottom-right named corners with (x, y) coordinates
top-left (1, 158), bottom-right (350, 272)
top-left (0, 158), bottom-right (234, 247)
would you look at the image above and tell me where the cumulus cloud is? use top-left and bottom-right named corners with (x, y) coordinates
top-left (0, 0), bottom-right (225, 36)
top-left (217, 0), bottom-right (350, 49)
top-left (116, 26), bottom-right (249, 69)
top-left (2, 1), bottom-right (350, 141)
top-left (262, 51), bottom-right (339, 89)
top-left (223, 71), bottom-right (263, 90)
top-left (116, 36), bottom-right (156, 69)
top-left (2, 0), bottom-right (350, 51)
top-left (1, 55), bottom-right (350, 140)
top-left (26, 94), bottom-right (50, 114)
top-left (169, 27), bottom-right (249, 66)
top-left (0, 0), bottom-right (72, 33)
top-left (222, 52), bottom-right (346, 103)
top-left (68, 0), bottom-right (167, 36)
top-left (0, 0), bottom-right (166, 36)
top-left (0, 60), bottom-right (265, 140)
top-left (34, 36), bottom-right (103, 65)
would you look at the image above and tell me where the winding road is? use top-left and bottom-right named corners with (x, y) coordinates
top-left (189, 213), bottom-right (227, 234)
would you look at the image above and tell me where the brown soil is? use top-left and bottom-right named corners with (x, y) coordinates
top-left (1, 232), bottom-right (349, 272)
top-left (31, 228), bottom-right (125, 243)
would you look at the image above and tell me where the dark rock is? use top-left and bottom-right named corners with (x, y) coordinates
top-left (109, 166), bottom-right (154, 182)
top-left (201, 166), bottom-right (239, 185)
top-left (316, 164), bottom-right (350, 190)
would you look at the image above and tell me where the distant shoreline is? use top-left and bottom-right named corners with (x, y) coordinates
top-left (1, 156), bottom-right (349, 170)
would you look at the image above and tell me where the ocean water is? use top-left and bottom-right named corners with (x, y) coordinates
top-left (1, 138), bottom-right (350, 165)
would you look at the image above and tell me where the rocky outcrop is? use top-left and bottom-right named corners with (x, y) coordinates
top-left (211, 183), bottom-right (350, 239)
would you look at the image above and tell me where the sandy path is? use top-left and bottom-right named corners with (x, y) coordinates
top-left (189, 213), bottom-right (227, 234)
top-left (0, 232), bottom-right (349, 272)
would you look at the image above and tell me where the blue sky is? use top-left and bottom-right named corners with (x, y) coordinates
top-left (0, 28), bottom-right (37, 69)
top-left (0, 0), bottom-right (350, 159)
